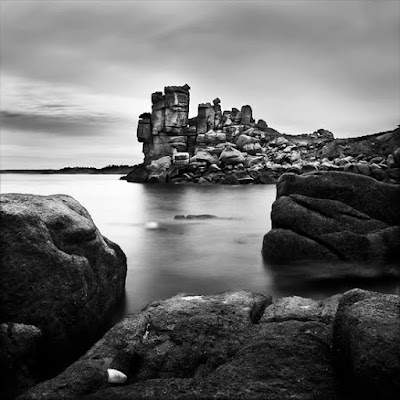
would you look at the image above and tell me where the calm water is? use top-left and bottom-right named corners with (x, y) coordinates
top-left (2, 174), bottom-right (399, 317)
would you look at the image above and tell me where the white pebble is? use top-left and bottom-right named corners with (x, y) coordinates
top-left (107, 368), bottom-right (127, 384)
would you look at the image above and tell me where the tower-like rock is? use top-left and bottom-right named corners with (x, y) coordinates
top-left (138, 84), bottom-right (191, 164)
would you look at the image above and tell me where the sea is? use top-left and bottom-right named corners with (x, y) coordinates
top-left (2, 174), bottom-right (399, 319)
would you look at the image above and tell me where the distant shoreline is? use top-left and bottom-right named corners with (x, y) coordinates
top-left (0, 166), bottom-right (133, 175)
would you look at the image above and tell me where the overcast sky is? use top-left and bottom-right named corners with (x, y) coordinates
top-left (1, 0), bottom-right (399, 169)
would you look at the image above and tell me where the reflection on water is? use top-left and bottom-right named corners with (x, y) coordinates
top-left (265, 260), bottom-right (400, 299)
top-left (2, 174), bottom-right (400, 319)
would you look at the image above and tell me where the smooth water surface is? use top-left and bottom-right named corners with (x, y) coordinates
top-left (2, 174), bottom-right (399, 317)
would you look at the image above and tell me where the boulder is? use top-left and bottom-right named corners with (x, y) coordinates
top-left (148, 169), bottom-right (167, 183)
top-left (276, 171), bottom-right (400, 225)
top-left (370, 164), bottom-right (387, 181)
top-left (194, 150), bottom-right (218, 165)
top-left (235, 134), bottom-right (257, 150)
top-left (333, 289), bottom-right (400, 400)
top-left (19, 290), bottom-right (343, 400)
top-left (124, 164), bottom-right (150, 183)
top-left (393, 147), bottom-right (400, 167)
top-left (261, 294), bottom-right (341, 324)
top-left (219, 147), bottom-right (245, 165)
top-left (237, 175), bottom-right (254, 184)
top-left (262, 172), bottom-right (400, 267)
top-left (0, 194), bottom-right (127, 397)
top-left (299, 164), bottom-right (318, 174)
top-left (259, 171), bottom-right (277, 184)
top-left (0, 323), bottom-right (42, 400)
top-left (220, 174), bottom-right (239, 185)
top-left (148, 156), bottom-right (172, 171)
top-left (256, 119), bottom-right (268, 130)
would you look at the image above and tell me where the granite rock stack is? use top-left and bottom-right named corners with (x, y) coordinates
top-left (126, 84), bottom-right (400, 185)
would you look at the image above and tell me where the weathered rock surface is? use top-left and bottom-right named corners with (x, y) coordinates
top-left (333, 289), bottom-right (400, 400)
top-left (18, 290), bottom-right (341, 400)
top-left (18, 289), bottom-right (400, 400)
top-left (275, 171), bottom-right (400, 225)
top-left (262, 172), bottom-right (400, 267)
top-left (0, 323), bottom-right (42, 400)
top-left (0, 194), bottom-right (127, 397)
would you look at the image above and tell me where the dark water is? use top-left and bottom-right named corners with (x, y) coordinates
top-left (2, 174), bottom-right (399, 318)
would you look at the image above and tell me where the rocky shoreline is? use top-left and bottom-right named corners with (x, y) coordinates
top-left (263, 171), bottom-right (400, 268)
top-left (123, 84), bottom-right (400, 185)
top-left (16, 289), bottom-right (400, 400)
top-left (0, 194), bottom-right (127, 399)
top-left (1, 170), bottom-right (399, 399)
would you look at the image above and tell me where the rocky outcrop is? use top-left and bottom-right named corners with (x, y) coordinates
top-left (17, 289), bottom-right (400, 400)
top-left (0, 323), bottom-right (42, 400)
top-left (18, 290), bottom-right (336, 400)
top-left (262, 172), bottom-right (400, 269)
top-left (126, 85), bottom-right (400, 185)
top-left (333, 289), bottom-right (400, 400)
top-left (0, 194), bottom-right (127, 398)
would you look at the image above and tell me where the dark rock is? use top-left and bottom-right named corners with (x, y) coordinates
top-left (276, 171), bottom-right (400, 225)
top-left (237, 175), bottom-right (254, 184)
top-left (0, 323), bottom-right (42, 400)
top-left (370, 165), bottom-right (387, 181)
top-left (20, 290), bottom-right (343, 400)
top-left (125, 164), bottom-right (150, 183)
top-left (240, 105), bottom-right (253, 125)
top-left (220, 174), bottom-right (239, 185)
top-left (259, 171), bottom-right (277, 184)
top-left (299, 164), bottom-right (318, 174)
top-left (0, 194), bottom-right (127, 397)
top-left (263, 172), bottom-right (400, 266)
top-left (262, 228), bottom-right (340, 264)
top-left (197, 103), bottom-right (215, 134)
top-left (219, 147), bottom-right (245, 165)
top-left (370, 156), bottom-right (384, 164)
top-left (174, 214), bottom-right (217, 220)
top-left (314, 129), bottom-right (334, 140)
top-left (147, 170), bottom-right (167, 184)
top-left (388, 167), bottom-right (400, 180)
top-left (333, 289), bottom-right (400, 400)
top-left (261, 294), bottom-right (341, 324)
top-left (235, 134), bottom-right (257, 150)
top-left (256, 119), bottom-right (268, 130)
top-left (393, 147), bottom-right (400, 167)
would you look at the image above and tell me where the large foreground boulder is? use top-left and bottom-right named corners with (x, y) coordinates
top-left (333, 289), bottom-right (400, 400)
top-left (0, 194), bottom-right (127, 398)
top-left (17, 289), bottom-right (400, 400)
top-left (18, 290), bottom-right (345, 400)
top-left (262, 172), bottom-right (400, 269)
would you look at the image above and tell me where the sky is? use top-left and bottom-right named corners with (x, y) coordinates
top-left (1, 0), bottom-right (399, 169)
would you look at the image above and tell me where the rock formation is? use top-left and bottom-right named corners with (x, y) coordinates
top-left (0, 194), bottom-right (127, 398)
top-left (262, 171), bottom-right (400, 268)
top-left (137, 85), bottom-right (190, 164)
top-left (125, 85), bottom-right (400, 185)
top-left (333, 289), bottom-right (400, 400)
top-left (17, 289), bottom-right (400, 400)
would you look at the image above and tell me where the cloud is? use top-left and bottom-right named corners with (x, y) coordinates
top-left (0, 0), bottom-right (399, 168)
top-left (1, 110), bottom-right (114, 136)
